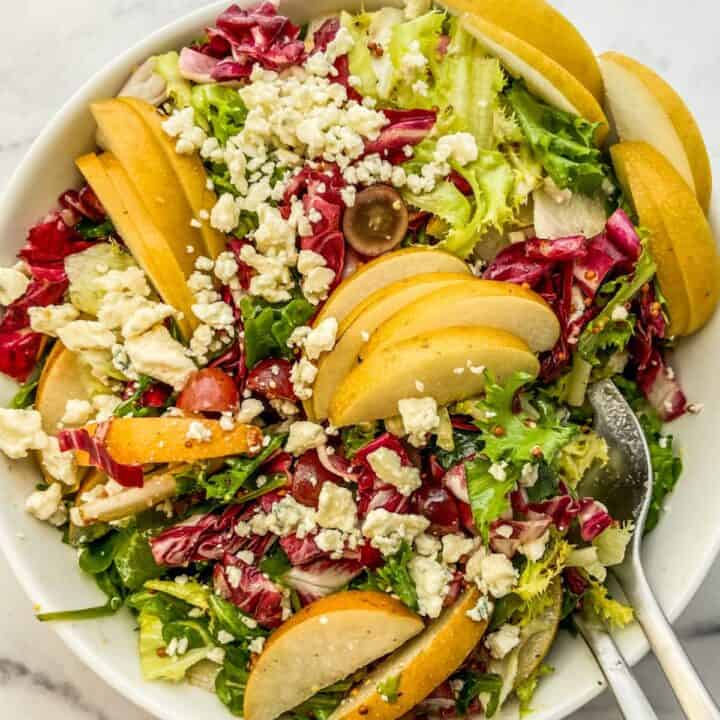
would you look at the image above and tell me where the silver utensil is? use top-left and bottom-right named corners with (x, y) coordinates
top-left (580, 379), bottom-right (720, 720)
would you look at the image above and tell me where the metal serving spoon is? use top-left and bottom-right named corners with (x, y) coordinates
top-left (574, 379), bottom-right (720, 720)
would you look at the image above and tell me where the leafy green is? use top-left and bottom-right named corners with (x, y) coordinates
top-left (240, 296), bottom-right (315, 368)
top-left (516, 664), bottom-right (554, 716)
top-left (127, 587), bottom-right (194, 624)
top-left (74, 218), bottom-right (115, 240)
top-left (287, 676), bottom-right (360, 720)
top-left (578, 248), bottom-right (657, 366)
top-left (404, 181), bottom-right (471, 229)
top-left (259, 544), bottom-right (292, 581)
top-left (463, 371), bottom-right (579, 466)
top-left (377, 674), bottom-right (401, 703)
top-left (488, 593), bottom-right (523, 632)
top-left (362, 542), bottom-right (418, 611)
top-left (614, 378), bottom-right (682, 533)
top-left (593, 523), bottom-right (634, 567)
top-left (113, 530), bottom-right (164, 590)
top-left (556, 432), bottom-right (609, 489)
top-left (340, 422), bottom-right (380, 458)
top-left (582, 582), bottom-right (634, 629)
top-left (435, 428), bottom-right (483, 470)
top-left (200, 435), bottom-right (285, 502)
top-left (515, 532), bottom-right (571, 617)
top-left (216, 646), bottom-right (251, 716)
top-left (114, 374), bottom-right (173, 418)
top-left (465, 457), bottom-right (515, 541)
top-left (163, 618), bottom-right (214, 651)
top-left (505, 81), bottom-right (609, 196)
top-left (9, 348), bottom-right (49, 408)
top-left (209, 594), bottom-right (267, 642)
top-left (145, 579), bottom-right (210, 610)
top-left (154, 51), bottom-right (192, 108)
top-left (191, 84), bottom-right (248, 145)
top-left (455, 670), bottom-right (503, 717)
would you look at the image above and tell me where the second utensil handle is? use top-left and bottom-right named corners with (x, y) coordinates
top-left (622, 569), bottom-right (720, 720)
top-left (576, 617), bottom-right (658, 720)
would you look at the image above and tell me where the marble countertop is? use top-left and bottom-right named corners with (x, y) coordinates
top-left (1, 1), bottom-right (719, 718)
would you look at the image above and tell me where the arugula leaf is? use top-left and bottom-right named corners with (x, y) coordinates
top-left (114, 375), bottom-right (172, 418)
top-left (435, 428), bottom-right (483, 470)
top-left (455, 670), bottom-right (503, 717)
top-left (163, 618), bottom-right (215, 651)
top-left (10, 376), bottom-right (40, 409)
top-left (216, 646), bottom-right (251, 716)
top-left (259, 545), bottom-right (292, 581)
top-left (516, 664), bottom-right (554, 716)
top-left (287, 676), bottom-right (359, 720)
top-left (113, 530), bottom-right (164, 590)
top-left (200, 435), bottom-right (285, 502)
top-left (614, 378), bottom-right (682, 533)
top-left (463, 372), bottom-right (579, 466)
top-left (240, 296), bottom-right (315, 368)
top-left (465, 458), bottom-right (515, 541)
top-left (75, 217), bottom-right (115, 240)
top-left (341, 422), bottom-right (380, 459)
top-left (505, 81), bottom-right (610, 196)
top-left (376, 674), bottom-right (401, 703)
top-left (578, 248), bottom-right (657, 366)
top-left (209, 594), bottom-right (267, 642)
top-left (364, 542), bottom-right (418, 611)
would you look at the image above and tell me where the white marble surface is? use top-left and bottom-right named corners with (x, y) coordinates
top-left (0, 1), bottom-right (719, 718)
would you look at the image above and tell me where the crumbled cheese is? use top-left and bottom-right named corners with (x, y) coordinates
top-left (434, 133), bottom-right (479, 166)
top-left (0, 409), bottom-right (47, 459)
top-left (518, 530), bottom-right (550, 563)
top-left (362, 509), bottom-right (430, 556)
top-left (366, 447), bottom-right (421, 496)
top-left (297, 250), bottom-right (334, 306)
top-left (480, 553), bottom-right (519, 598)
top-left (316, 483), bottom-right (358, 532)
top-left (192, 299), bottom-right (235, 328)
top-left (124, 326), bottom-right (197, 391)
top-left (290, 358), bottom-right (318, 400)
top-left (186, 421), bottom-right (213, 443)
top-left (519, 462), bottom-right (539, 488)
top-left (0, 266), bottom-right (30, 305)
top-left (236, 398), bottom-right (265, 424)
top-left (302, 317), bottom-right (338, 360)
top-left (404, 0), bottom-right (432, 18)
top-left (249, 636), bottom-right (266, 655)
top-left (61, 399), bottom-right (93, 427)
top-left (28, 304), bottom-right (80, 337)
top-left (611, 304), bottom-right (629, 322)
top-left (25, 482), bottom-right (66, 525)
top-left (121, 302), bottom-right (176, 339)
top-left (409, 555), bottom-right (451, 619)
top-left (315, 529), bottom-right (346, 559)
top-left (488, 462), bottom-right (508, 482)
top-left (211, 193), bottom-right (241, 233)
top-left (249, 496), bottom-right (318, 538)
top-left (414, 533), bottom-right (442, 558)
top-left (92, 394), bottom-right (122, 422)
top-left (190, 324), bottom-right (214, 363)
top-left (217, 629), bottom-right (235, 645)
top-left (467, 595), bottom-right (494, 623)
top-left (285, 421), bottom-right (326, 455)
top-left (94, 267), bottom-right (150, 296)
top-left (400, 40), bottom-right (428, 78)
top-left (97, 293), bottom-right (151, 331)
top-left (40, 437), bottom-right (77, 486)
top-left (398, 397), bottom-right (440, 447)
top-left (207, 647), bottom-right (226, 665)
top-left (214, 251), bottom-right (240, 284)
top-left (485, 624), bottom-right (521, 660)
top-left (162, 107), bottom-right (207, 155)
top-left (441, 534), bottom-right (477, 564)
top-left (57, 320), bottom-right (116, 352)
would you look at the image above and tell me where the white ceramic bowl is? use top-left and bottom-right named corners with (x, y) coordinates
top-left (0, 2), bottom-right (718, 719)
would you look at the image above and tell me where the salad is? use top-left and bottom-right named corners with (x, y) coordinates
top-left (0, 0), bottom-right (717, 718)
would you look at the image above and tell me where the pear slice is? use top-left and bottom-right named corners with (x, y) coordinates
top-left (244, 591), bottom-right (424, 720)
top-left (73, 417), bottom-right (263, 466)
top-left (314, 248), bottom-right (470, 328)
top-left (77, 152), bottom-right (197, 338)
top-left (311, 272), bottom-right (470, 421)
top-left (611, 142), bottom-right (720, 335)
top-left (599, 52), bottom-right (711, 213)
top-left (118, 97), bottom-right (227, 258)
top-left (440, 0), bottom-right (603, 101)
top-left (460, 14), bottom-right (608, 145)
top-left (361, 280), bottom-right (560, 359)
top-left (91, 99), bottom-right (203, 273)
top-left (329, 326), bottom-right (539, 427)
top-left (329, 588), bottom-right (487, 720)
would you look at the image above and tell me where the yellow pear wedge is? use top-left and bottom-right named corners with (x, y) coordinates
top-left (441, 0), bottom-right (603, 101)
top-left (329, 326), bottom-right (539, 427)
top-left (329, 588), bottom-right (487, 720)
top-left (311, 272), bottom-right (470, 421)
top-left (600, 52), bottom-right (712, 213)
top-left (460, 14), bottom-right (608, 145)
top-left (118, 97), bottom-right (227, 257)
top-left (611, 142), bottom-right (720, 335)
top-left (91, 99), bottom-right (203, 273)
top-left (314, 248), bottom-right (470, 328)
top-left (35, 343), bottom-right (101, 434)
top-left (244, 591), bottom-right (424, 720)
top-left (361, 280), bottom-right (560, 359)
top-left (76, 152), bottom-right (197, 338)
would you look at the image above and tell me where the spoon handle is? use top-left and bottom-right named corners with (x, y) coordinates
top-left (619, 567), bottom-right (720, 720)
top-left (575, 616), bottom-right (659, 720)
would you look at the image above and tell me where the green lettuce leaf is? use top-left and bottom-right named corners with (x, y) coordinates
top-left (191, 84), bottom-right (248, 145)
top-left (582, 582), bottom-right (634, 629)
top-left (465, 457), bottom-right (515, 541)
top-left (145, 579), bottom-right (210, 610)
top-left (516, 664), bottom-right (554, 716)
top-left (593, 523), bottom-right (634, 567)
top-left (505, 81), bottom-right (609, 196)
top-left (154, 51), bottom-right (192, 108)
top-left (556, 431), bottom-right (609, 489)
top-left (455, 670), bottom-right (503, 717)
top-left (404, 180), bottom-right (471, 228)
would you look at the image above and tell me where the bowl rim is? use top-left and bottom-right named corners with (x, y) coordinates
top-left (1, 2), bottom-right (719, 719)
